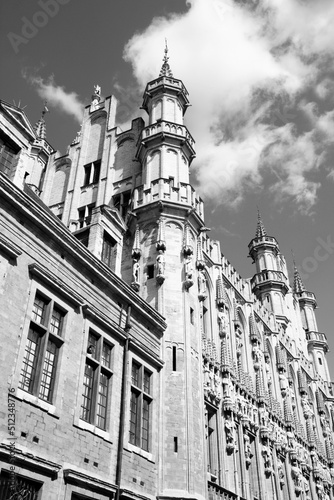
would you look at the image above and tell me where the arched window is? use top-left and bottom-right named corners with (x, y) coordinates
top-left (152, 99), bottom-right (162, 122)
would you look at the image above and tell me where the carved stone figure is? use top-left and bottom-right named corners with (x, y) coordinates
top-left (291, 465), bottom-right (302, 494)
top-left (214, 371), bottom-right (221, 399)
top-left (218, 308), bottom-right (228, 336)
top-left (94, 84), bottom-right (101, 95)
top-left (225, 416), bottom-right (235, 451)
top-left (198, 269), bottom-right (207, 295)
top-left (132, 259), bottom-right (140, 283)
top-left (185, 255), bottom-right (193, 280)
top-left (301, 395), bottom-right (314, 420)
top-left (279, 372), bottom-right (288, 396)
top-left (262, 444), bottom-right (272, 473)
top-left (244, 434), bottom-right (253, 467)
top-left (278, 463), bottom-right (285, 487)
top-left (259, 406), bottom-right (269, 428)
top-left (204, 363), bottom-right (210, 395)
top-left (156, 250), bottom-right (165, 275)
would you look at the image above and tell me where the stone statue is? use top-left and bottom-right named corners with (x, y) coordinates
top-left (218, 308), bottom-right (228, 336)
top-left (225, 416), bottom-right (235, 449)
top-left (156, 251), bottom-right (165, 275)
top-left (279, 373), bottom-right (288, 396)
top-left (262, 444), bottom-right (272, 472)
top-left (94, 84), bottom-right (101, 95)
top-left (132, 259), bottom-right (140, 283)
top-left (301, 395), bottom-right (313, 419)
top-left (198, 269), bottom-right (207, 295)
top-left (185, 255), bottom-right (193, 280)
top-left (252, 343), bottom-right (262, 364)
top-left (244, 434), bottom-right (253, 466)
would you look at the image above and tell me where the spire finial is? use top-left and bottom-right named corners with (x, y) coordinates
top-left (34, 101), bottom-right (49, 140)
top-left (255, 207), bottom-right (267, 239)
top-left (159, 39), bottom-right (173, 77)
top-left (292, 251), bottom-right (306, 294)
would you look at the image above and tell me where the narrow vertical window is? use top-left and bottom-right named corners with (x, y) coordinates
top-left (83, 164), bottom-right (91, 186)
top-left (92, 160), bottom-right (101, 184)
top-left (102, 232), bottom-right (116, 269)
top-left (81, 330), bottom-right (113, 430)
top-left (19, 292), bottom-right (65, 403)
top-left (190, 307), bottom-right (194, 325)
top-left (172, 346), bottom-right (177, 371)
top-left (129, 361), bottom-right (153, 451)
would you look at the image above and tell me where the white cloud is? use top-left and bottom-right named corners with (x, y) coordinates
top-left (23, 72), bottom-right (84, 123)
top-left (123, 0), bottom-right (334, 214)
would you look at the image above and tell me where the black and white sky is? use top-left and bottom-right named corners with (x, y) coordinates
top-left (1, 0), bottom-right (334, 363)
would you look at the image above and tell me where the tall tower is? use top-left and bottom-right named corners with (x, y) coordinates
top-left (248, 211), bottom-right (289, 322)
top-left (124, 45), bottom-right (207, 500)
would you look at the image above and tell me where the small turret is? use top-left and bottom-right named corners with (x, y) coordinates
top-left (248, 211), bottom-right (288, 315)
top-left (135, 42), bottom-right (196, 208)
top-left (292, 261), bottom-right (329, 379)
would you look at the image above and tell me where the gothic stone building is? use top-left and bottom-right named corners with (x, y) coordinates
top-left (1, 52), bottom-right (334, 500)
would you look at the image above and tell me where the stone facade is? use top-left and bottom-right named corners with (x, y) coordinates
top-left (0, 53), bottom-right (334, 500)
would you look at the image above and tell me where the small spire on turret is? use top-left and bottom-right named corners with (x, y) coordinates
top-left (34, 101), bottom-right (49, 140)
top-left (159, 39), bottom-right (173, 78)
top-left (292, 254), bottom-right (306, 294)
top-left (255, 207), bottom-right (267, 238)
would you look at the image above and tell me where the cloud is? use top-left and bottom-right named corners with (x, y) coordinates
top-left (123, 0), bottom-right (334, 214)
top-left (23, 71), bottom-right (84, 123)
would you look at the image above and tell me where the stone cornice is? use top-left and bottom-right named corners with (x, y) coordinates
top-left (0, 233), bottom-right (22, 259)
top-left (28, 263), bottom-right (85, 307)
top-left (63, 468), bottom-right (117, 495)
top-left (0, 444), bottom-right (61, 479)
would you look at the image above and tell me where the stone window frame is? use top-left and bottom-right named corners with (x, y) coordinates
top-left (129, 358), bottom-right (153, 452)
top-left (82, 159), bottom-right (101, 187)
top-left (80, 328), bottom-right (114, 431)
top-left (13, 275), bottom-right (76, 417)
top-left (18, 289), bottom-right (66, 405)
top-left (101, 231), bottom-right (116, 269)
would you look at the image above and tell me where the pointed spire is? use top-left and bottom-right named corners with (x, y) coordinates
top-left (249, 313), bottom-right (261, 342)
top-left (255, 207), bottom-right (267, 239)
top-left (183, 222), bottom-right (193, 256)
top-left (221, 337), bottom-right (231, 372)
top-left (297, 368), bottom-right (308, 395)
top-left (292, 256), bottom-right (306, 294)
top-left (132, 225), bottom-right (141, 260)
top-left (316, 390), bottom-right (325, 415)
top-left (156, 218), bottom-right (166, 252)
top-left (306, 419), bottom-right (315, 448)
top-left (159, 39), bottom-right (173, 78)
top-left (256, 370), bottom-right (266, 403)
top-left (34, 101), bottom-right (49, 140)
top-left (216, 275), bottom-right (227, 308)
top-left (196, 235), bottom-right (205, 270)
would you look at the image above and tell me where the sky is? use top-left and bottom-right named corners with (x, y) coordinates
top-left (1, 0), bottom-right (333, 364)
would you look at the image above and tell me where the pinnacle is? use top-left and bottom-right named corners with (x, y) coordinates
top-left (34, 102), bottom-right (49, 140)
top-left (293, 262), bottom-right (306, 294)
top-left (255, 208), bottom-right (267, 239)
top-left (159, 39), bottom-right (173, 78)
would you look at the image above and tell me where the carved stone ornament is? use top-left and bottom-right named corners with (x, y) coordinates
top-left (184, 255), bottom-right (194, 289)
top-left (244, 434), bottom-right (253, 468)
top-left (198, 269), bottom-right (207, 301)
top-left (262, 444), bottom-right (273, 476)
top-left (156, 250), bottom-right (165, 285)
top-left (131, 259), bottom-right (140, 292)
top-left (225, 416), bottom-right (236, 454)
